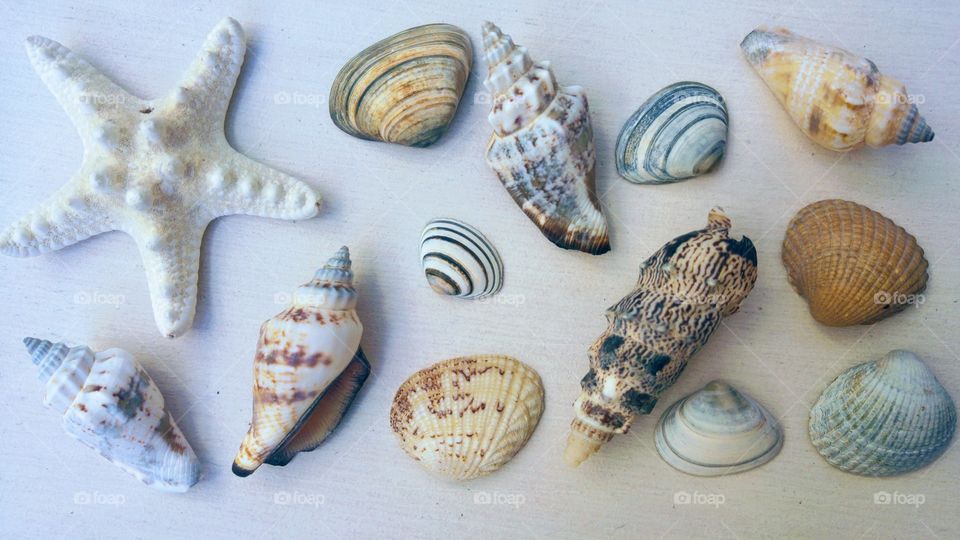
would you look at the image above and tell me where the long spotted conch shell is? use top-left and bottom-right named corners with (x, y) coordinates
top-left (565, 208), bottom-right (758, 467)
top-left (810, 350), bottom-right (956, 477)
top-left (782, 199), bottom-right (928, 326)
top-left (481, 21), bottom-right (610, 255)
top-left (24, 337), bottom-right (201, 492)
top-left (390, 355), bottom-right (544, 480)
top-left (741, 26), bottom-right (934, 151)
top-left (232, 246), bottom-right (370, 476)
top-left (329, 24), bottom-right (472, 147)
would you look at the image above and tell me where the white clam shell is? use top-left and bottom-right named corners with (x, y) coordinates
top-left (24, 338), bottom-right (201, 492)
top-left (420, 218), bottom-right (503, 299)
top-left (809, 350), bottom-right (956, 477)
top-left (616, 82), bottom-right (728, 184)
top-left (390, 355), bottom-right (544, 480)
top-left (655, 380), bottom-right (782, 476)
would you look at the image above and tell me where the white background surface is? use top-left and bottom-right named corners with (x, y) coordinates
top-left (1, 1), bottom-right (958, 539)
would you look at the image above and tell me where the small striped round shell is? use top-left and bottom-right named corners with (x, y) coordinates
top-left (782, 199), bottom-right (928, 326)
top-left (616, 82), bottom-right (728, 184)
top-left (390, 355), bottom-right (545, 480)
top-left (419, 218), bottom-right (503, 299)
top-left (329, 24), bottom-right (472, 147)
top-left (809, 350), bottom-right (956, 477)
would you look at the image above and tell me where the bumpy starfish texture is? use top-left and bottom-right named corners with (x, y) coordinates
top-left (0, 18), bottom-right (320, 338)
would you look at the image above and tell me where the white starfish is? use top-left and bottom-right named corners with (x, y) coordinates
top-left (0, 18), bottom-right (320, 338)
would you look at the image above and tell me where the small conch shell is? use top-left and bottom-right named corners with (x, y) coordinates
top-left (233, 246), bottom-right (370, 476)
top-left (655, 380), bottom-right (783, 476)
top-left (782, 199), bottom-right (928, 326)
top-left (616, 82), bottom-right (728, 184)
top-left (329, 24), bottom-right (472, 147)
top-left (565, 208), bottom-right (758, 467)
top-left (741, 26), bottom-right (934, 151)
top-left (420, 218), bottom-right (503, 299)
top-left (810, 350), bottom-right (956, 477)
top-left (390, 355), bottom-right (544, 480)
top-left (481, 21), bottom-right (610, 255)
top-left (24, 337), bottom-right (201, 492)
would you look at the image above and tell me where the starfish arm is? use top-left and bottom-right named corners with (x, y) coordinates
top-left (133, 221), bottom-right (205, 338)
top-left (0, 184), bottom-right (114, 256)
top-left (174, 17), bottom-right (246, 124)
top-left (203, 152), bottom-right (320, 220)
top-left (25, 36), bottom-right (141, 132)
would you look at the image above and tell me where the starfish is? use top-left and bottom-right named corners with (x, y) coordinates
top-left (0, 18), bottom-right (320, 338)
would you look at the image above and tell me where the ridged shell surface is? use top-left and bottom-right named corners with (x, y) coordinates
top-left (330, 24), bottom-right (472, 147)
top-left (564, 208), bottom-right (758, 467)
top-left (616, 82), bottom-right (728, 184)
top-left (390, 355), bottom-right (545, 480)
top-left (233, 246), bottom-right (369, 476)
top-left (782, 199), bottom-right (928, 326)
top-left (741, 26), bottom-right (934, 151)
top-left (481, 21), bottom-right (610, 255)
top-left (809, 350), bottom-right (956, 477)
top-left (24, 337), bottom-right (201, 492)
top-left (655, 380), bottom-right (783, 476)
top-left (420, 218), bottom-right (503, 299)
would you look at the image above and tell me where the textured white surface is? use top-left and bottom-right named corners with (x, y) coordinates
top-left (0, 1), bottom-right (958, 539)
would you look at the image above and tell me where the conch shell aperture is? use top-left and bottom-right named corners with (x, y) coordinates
top-left (741, 26), bottom-right (933, 151)
top-left (565, 208), bottom-right (758, 467)
top-left (233, 246), bottom-right (370, 476)
top-left (481, 21), bottom-right (610, 255)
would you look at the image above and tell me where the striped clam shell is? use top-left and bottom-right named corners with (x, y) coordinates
top-left (616, 82), bottom-right (728, 184)
top-left (329, 23), bottom-right (472, 147)
top-left (420, 218), bottom-right (503, 299)
top-left (809, 350), bottom-right (956, 477)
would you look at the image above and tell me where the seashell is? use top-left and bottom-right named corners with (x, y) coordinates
top-left (481, 21), bottom-right (610, 255)
top-left (616, 82), bottom-right (728, 184)
top-left (810, 350), bottom-right (956, 477)
top-left (233, 246), bottom-right (370, 476)
top-left (741, 26), bottom-right (934, 151)
top-left (564, 208), bottom-right (758, 467)
top-left (390, 355), bottom-right (544, 480)
top-left (420, 218), bottom-right (503, 299)
top-left (655, 380), bottom-right (783, 476)
top-left (782, 199), bottom-right (928, 326)
top-left (329, 24), bottom-right (472, 147)
top-left (23, 337), bottom-right (201, 492)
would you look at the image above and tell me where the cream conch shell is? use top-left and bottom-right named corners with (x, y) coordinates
top-left (565, 208), bottom-right (758, 467)
top-left (741, 26), bottom-right (934, 151)
top-left (481, 22), bottom-right (610, 255)
top-left (390, 355), bottom-right (544, 480)
top-left (233, 246), bottom-right (369, 476)
top-left (24, 337), bottom-right (201, 492)
top-left (810, 350), bottom-right (956, 477)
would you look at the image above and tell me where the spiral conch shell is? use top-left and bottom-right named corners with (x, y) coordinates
top-left (810, 350), bottom-right (956, 477)
top-left (782, 199), bottom-right (928, 326)
top-left (481, 22), bottom-right (610, 255)
top-left (233, 246), bottom-right (369, 476)
top-left (329, 24), bottom-right (472, 147)
top-left (741, 26), bottom-right (934, 151)
top-left (24, 337), bottom-right (201, 492)
top-left (390, 355), bottom-right (544, 480)
top-left (565, 208), bottom-right (758, 467)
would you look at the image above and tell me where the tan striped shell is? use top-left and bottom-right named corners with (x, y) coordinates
top-left (782, 199), bottom-right (928, 326)
top-left (390, 355), bottom-right (544, 480)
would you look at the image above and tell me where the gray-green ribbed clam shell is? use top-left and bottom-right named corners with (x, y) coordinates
top-left (616, 82), bottom-right (727, 184)
top-left (809, 350), bottom-right (956, 477)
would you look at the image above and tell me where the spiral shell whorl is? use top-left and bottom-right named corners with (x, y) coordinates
top-left (24, 337), bottom-right (95, 414)
top-left (294, 246), bottom-right (357, 310)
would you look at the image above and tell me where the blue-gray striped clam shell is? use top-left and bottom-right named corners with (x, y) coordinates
top-left (616, 82), bottom-right (728, 184)
top-left (809, 350), bottom-right (956, 477)
top-left (420, 218), bottom-right (503, 299)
